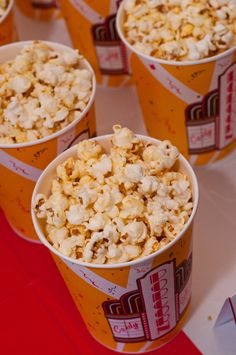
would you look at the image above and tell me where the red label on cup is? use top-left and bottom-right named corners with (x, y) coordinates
top-left (103, 254), bottom-right (192, 343)
top-left (185, 62), bottom-right (236, 154)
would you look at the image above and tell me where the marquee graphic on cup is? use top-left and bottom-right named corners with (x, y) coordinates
top-left (91, 1), bottom-right (129, 75)
top-left (32, 0), bottom-right (59, 9)
top-left (102, 254), bottom-right (192, 343)
top-left (185, 62), bottom-right (236, 154)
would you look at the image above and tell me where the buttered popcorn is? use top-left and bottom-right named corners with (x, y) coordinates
top-left (34, 125), bottom-right (193, 264)
top-left (0, 1), bottom-right (8, 17)
top-left (0, 41), bottom-right (93, 144)
top-left (123, 0), bottom-right (236, 61)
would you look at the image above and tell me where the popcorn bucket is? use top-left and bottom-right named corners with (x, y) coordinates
top-left (117, 2), bottom-right (236, 166)
top-left (0, 0), bottom-right (15, 46)
top-left (0, 41), bottom-right (96, 243)
top-left (15, 0), bottom-right (61, 21)
top-left (59, 0), bottom-right (132, 88)
top-left (32, 134), bottom-right (199, 352)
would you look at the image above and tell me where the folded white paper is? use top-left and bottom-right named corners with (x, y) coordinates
top-left (215, 295), bottom-right (236, 327)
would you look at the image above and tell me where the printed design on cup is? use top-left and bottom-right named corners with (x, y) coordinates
top-left (185, 62), bottom-right (236, 154)
top-left (102, 254), bottom-right (192, 343)
top-left (185, 90), bottom-right (218, 154)
top-left (139, 57), bottom-right (202, 104)
top-left (0, 150), bottom-right (42, 182)
top-left (32, 0), bottom-right (59, 9)
top-left (69, 0), bottom-right (104, 23)
top-left (126, 260), bottom-right (153, 290)
top-left (175, 254), bottom-right (192, 315)
top-left (91, 1), bottom-right (129, 75)
top-left (218, 62), bottom-right (236, 151)
top-left (62, 258), bottom-right (127, 298)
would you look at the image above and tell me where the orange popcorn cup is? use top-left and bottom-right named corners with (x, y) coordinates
top-left (0, 41), bottom-right (96, 243)
top-left (15, 0), bottom-right (61, 21)
top-left (0, 0), bottom-right (15, 46)
top-left (59, 0), bottom-right (132, 88)
top-left (117, 3), bottom-right (236, 166)
top-left (32, 134), bottom-right (199, 352)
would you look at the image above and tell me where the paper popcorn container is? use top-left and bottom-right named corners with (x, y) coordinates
top-left (32, 134), bottom-right (199, 352)
top-left (116, 3), bottom-right (236, 166)
top-left (0, 40), bottom-right (96, 243)
top-left (15, 0), bottom-right (61, 21)
top-left (59, 0), bottom-right (132, 88)
top-left (0, 0), bottom-right (15, 46)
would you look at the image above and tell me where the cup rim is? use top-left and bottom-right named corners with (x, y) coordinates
top-left (0, 0), bottom-right (14, 25)
top-left (116, 0), bottom-right (236, 67)
top-left (31, 134), bottom-right (199, 270)
top-left (0, 40), bottom-right (96, 149)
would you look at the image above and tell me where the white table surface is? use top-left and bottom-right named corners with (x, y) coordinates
top-left (14, 7), bottom-right (236, 355)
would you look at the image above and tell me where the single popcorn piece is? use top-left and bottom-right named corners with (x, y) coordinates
top-left (0, 41), bottom-right (93, 144)
top-left (111, 124), bottom-right (139, 149)
top-left (7, 75), bottom-right (32, 94)
top-left (122, 0), bottom-right (236, 61)
top-left (0, 0), bottom-right (8, 17)
top-left (120, 195), bottom-right (145, 218)
top-left (124, 163), bottom-right (144, 182)
top-left (143, 140), bottom-right (179, 172)
top-left (121, 221), bottom-right (147, 245)
top-left (66, 204), bottom-right (90, 225)
top-left (139, 176), bottom-right (159, 194)
top-left (34, 125), bottom-right (193, 264)
top-left (86, 213), bottom-right (110, 231)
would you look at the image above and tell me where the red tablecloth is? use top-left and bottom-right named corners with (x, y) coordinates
top-left (0, 209), bottom-right (201, 354)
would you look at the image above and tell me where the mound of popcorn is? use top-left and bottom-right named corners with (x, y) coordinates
top-left (0, 41), bottom-right (93, 144)
top-left (123, 0), bottom-right (236, 61)
top-left (0, 0), bottom-right (8, 17)
top-left (34, 126), bottom-right (193, 264)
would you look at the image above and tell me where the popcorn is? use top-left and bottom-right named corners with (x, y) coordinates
top-left (0, 41), bottom-right (93, 144)
top-left (66, 205), bottom-right (90, 225)
top-left (112, 124), bottom-right (138, 149)
top-left (146, 211), bottom-right (168, 236)
top-left (143, 140), bottom-right (179, 172)
top-left (120, 195), bottom-right (145, 218)
top-left (83, 232), bottom-right (108, 263)
top-left (34, 193), bottom-right (47, 219)
top-left (124, 163), bottom-right (144, 182)
top-left (141, 237), bottom-right (159, 256)
top-left (0, 0), bottom-right (8, 18)
top-left (121, 221), bottom-right (147, 244)
top-left (93, 191), bottom-right (115, 213)
top-left (77, 140), bottom-right (102, 161)
top-left (123, 0), bottom-right (236, 61)
top-left (7, 75), bottom-right (32, 94)
top-left (34, 125), bottom-right (193, 264)
top-left (86, 213), bottom-right (109, 231)
top-left (139, 175), bottom-right (159, 194)
top-left (59, 236), bottom-right (85, 258)
top-left (89, 155), bottom-right (112, 180)
top-left (48, 227), bottom-right (69, 247)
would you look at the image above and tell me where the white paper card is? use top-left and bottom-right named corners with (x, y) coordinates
top-left (215, 295), bottom-right (236, 327)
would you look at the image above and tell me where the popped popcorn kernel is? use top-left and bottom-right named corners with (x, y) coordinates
top-left (112, 124), bottom-right (139, 149)
top-left (0, 0), bottom-right (9, 18)
top-left (0, 41), bottom-right (93, 144)
top-left (122, 0), bottom-right (236, 61)
top-left (34, 126), bottom-right (193, 264)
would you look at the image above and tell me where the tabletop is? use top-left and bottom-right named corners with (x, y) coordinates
top-left (0, 5), bottom-right (236, 355)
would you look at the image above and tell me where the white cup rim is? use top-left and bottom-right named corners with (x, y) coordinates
top-left (116, 1), bottom-right (236, 67)
top-left (0, 40), bottom-right (96, 149)
top-left (31, 134), bottom-right (199, 269)
top-left (0, 0), bottom-right (14, 25)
